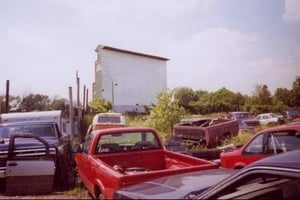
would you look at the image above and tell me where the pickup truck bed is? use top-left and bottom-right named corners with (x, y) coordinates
top-left (75, 127), bottom-right (217, 199)
top-left (100, 148), bottom-right (214, 171)
top-left (96, 149), bottom-right (216, 189)
top-left (173, 118), bottom-right (239, 147)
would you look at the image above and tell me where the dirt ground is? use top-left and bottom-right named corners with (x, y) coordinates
top-left (0, 184), bottom-right (90, 199)
top-left (0, 191), bottom-right (90, 199)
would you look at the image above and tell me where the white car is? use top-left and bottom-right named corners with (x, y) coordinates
top-left (256, 113), bottom-right (284, 125)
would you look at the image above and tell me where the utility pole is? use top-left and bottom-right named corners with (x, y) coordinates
top-left (111, 81), bottom-right (114, 112)
top-left (111, 81), bottom-right (118, 112)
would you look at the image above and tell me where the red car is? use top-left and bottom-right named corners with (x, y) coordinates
top-left (221, 123), bottom-right (300, 169)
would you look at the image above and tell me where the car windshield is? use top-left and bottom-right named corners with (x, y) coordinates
top-left (0, 124), bottom-right (56, 139)
top-left (98, 116), bottom-right (121, 123)
top-left (235, 113), bottom-right (252, 119)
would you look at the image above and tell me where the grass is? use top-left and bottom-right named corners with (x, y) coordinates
top-left (222, 130), bottom-right (254, 147)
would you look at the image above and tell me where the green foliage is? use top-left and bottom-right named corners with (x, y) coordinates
top-left (88, 98), bottom-right (112, 113)
top-left (191, 87), bottom-right (245, 114)
top-left (221, 131), bottom-right (253, 147)
top-left (291, 76), bottom-right (300, 107)
top-left (274, 88), bottom-right (292, 107)
top-left (172, 87), bottom-right (200, 114)
top-left (145, 92), bottom-right (186, 137)
top-left (20, 94), bottom-right (51, 111)
top-left (251, 84), bottom-right (272, 105)
top-left (49, 97), bottom-right (68, 116)
top-left (0, 95), bottom-right (19, 112)
top-left (125, 114), bottom-right (147, 127)
top-left (79, 113), bottom-right (94, 142)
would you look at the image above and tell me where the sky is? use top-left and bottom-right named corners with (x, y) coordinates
top-left (1, 0), bottom-right (300, 99)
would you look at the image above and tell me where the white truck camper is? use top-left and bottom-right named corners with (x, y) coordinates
top-left (0, 110), bottom-right (63, 133)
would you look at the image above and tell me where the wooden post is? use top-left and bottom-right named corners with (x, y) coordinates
top-left (5, 80), bottom-right (9, 113)
top-left (86, 89), bottom-right (89, 112)
top-left (83, 85), bottom-right (86, 113)
top-left (68, 86), bottom-right (74, 142)
top-left (76, 71), bottom-right (80, 107)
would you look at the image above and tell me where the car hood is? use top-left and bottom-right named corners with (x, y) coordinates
top-left (115, 169), bottom-right (236, 199)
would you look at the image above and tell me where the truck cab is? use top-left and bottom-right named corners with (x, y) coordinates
top-left (0, 111), bottom-right (74, 193)
top-left (85, 112), bottom-right (126, 139)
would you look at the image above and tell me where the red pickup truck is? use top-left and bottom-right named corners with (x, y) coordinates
top-left (75, 127), bottom-right (218, 199)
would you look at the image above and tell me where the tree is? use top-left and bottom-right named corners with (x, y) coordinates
top-left (50, 97), bottom-right (68, 115)
top-left (251, 84), bottom-right (273, 105)
top-left (145, 92), bottom-right (186, 137)
top-left (290, 76), bottom-right (300, 107)
top-left (89, 98), bottom-right (112, 113)
top-left (173, 87), bottom-right (197, 114)
top-left (191, 88), bottom-right (245, 114)
top-left (20, 94), bottom-right (51, 111)
top-left (274, 88), bottom-right (291, 107)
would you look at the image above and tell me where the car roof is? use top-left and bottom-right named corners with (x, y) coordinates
top-left (257, 113), bottom-right (273, 116)
top-left (255, 123), bottom-right (300, 135)
top-left (229, 111), bottom-right (249, 114)
top-left (91, 127), bottom-right (156, 135)
top-left (0, 120), bottom-right (56, 127)
top-left (246, 149), bottom-right (300, 170)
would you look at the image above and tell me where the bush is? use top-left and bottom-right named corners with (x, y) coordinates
top-left (145, 92), bottom-right (186, 137)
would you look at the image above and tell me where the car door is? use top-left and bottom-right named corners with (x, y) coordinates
top-left (6, 133), bottom-right (55, 195)
top-left (76, 135), bottom-right (93, 188)
top-left (239, 133), bottom-right (268, 166)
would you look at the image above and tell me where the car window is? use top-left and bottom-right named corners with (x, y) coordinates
top-left (213, 173), bottom-right (300, 199)
top-left (244, 134), bottom-right (264, 154)
top-left (268, 131), bottom-right (300, 154)
top-left (0, 124), bottom-right (57, 138)
top-left (95, 131), bottom-right (160, 154)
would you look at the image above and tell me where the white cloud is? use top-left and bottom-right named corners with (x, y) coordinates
top-left (283, 0), bottom-right (300, 22)
top-left (6, 28), bottom-right (58, 52)
top-left (166, 27), bottom-right (258, 93)
top-left (245, 58), bottom-right (299, 93)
